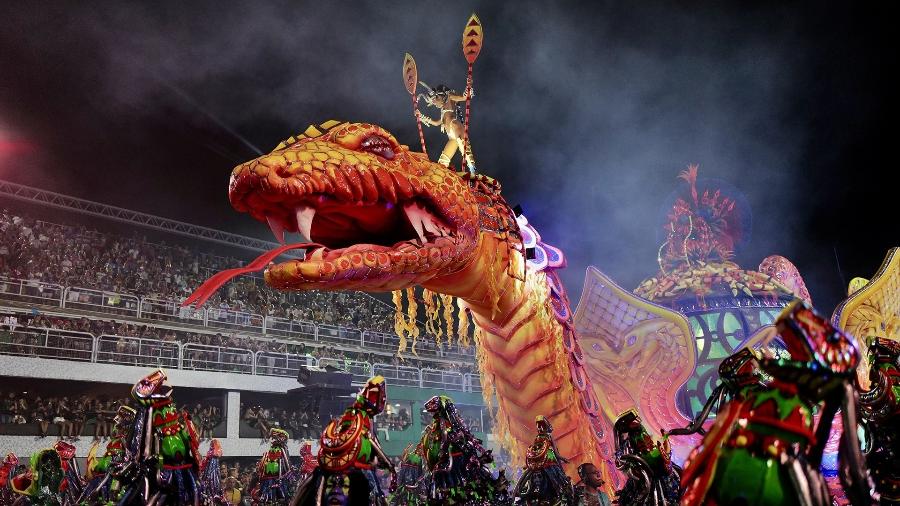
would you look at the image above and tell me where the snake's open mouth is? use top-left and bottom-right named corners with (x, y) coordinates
top-left (213, 123), bottom-right (477, 292)
top-left (257, 194), bottom-right (457, 263)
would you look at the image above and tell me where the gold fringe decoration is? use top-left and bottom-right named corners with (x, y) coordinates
top-left (393, 288), bottom-right (420, 357)
top-left (405, 287), bottom-right (420, 356)
top-left (457, 299), bottom-right (471, 349)
top-left (440, 294), bottom-right (455, 348)
top-left (422, 288), bottom-right (443, 348)
top-left (392, 290), bottom-right (407, 356)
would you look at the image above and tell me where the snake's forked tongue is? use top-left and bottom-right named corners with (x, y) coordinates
top-left (181, 242), bottom-right (323, 308)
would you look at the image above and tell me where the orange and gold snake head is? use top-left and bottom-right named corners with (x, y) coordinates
top-left (229, 121), bottom-right (481, 292)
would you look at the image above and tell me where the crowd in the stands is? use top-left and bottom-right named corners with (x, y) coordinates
top-left (0, 389), bottom-right (223, 439)
top-left (0, 209), bottom-right (476, 361)
top-left (0, 210), bottom-right (398, 331)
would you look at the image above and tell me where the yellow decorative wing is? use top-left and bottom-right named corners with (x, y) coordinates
top-left (574, 266), bottom-right (696, 436)
top-left (833, 247), bottom-right (900, 389)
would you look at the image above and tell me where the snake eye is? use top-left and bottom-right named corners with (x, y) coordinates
top-left (359, 135), bottom-right (395, 160)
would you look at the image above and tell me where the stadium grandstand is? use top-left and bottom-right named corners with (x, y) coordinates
top-left (0, 185), bottom-right (494, 497)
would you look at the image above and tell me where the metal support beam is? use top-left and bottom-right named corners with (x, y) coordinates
top-left (0, 179), bottom-right (290, 255)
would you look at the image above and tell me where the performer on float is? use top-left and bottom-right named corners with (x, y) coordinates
top-left (249, 428), bottom-right (296, 505)
top-left (680, 300), bottom-right (875, 505)
top-left (573, 463), bottom-right (611, 506)
top-left (198, 439), bottom-right (224, 505)
top-left (117, 369), bottom-right (201, 505)
top-left (80, 404), bottom-right (137, 504)
top-left (291, 376), bottom-right (396, 506)
top-left (418, 395), bottom-right (510, 505)
top-left (513, 415), bottom-right (574, 505)
top-left (666, 347), bottom-right (767, 438)
top-left (416, 78), bottom-right (476, 173)
top-left (858, 336), bottom-right (900, 504)
top-left (389, 442), bottom-right (426, 506)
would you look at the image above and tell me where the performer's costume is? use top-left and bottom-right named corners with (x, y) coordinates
top-left (9, 447), bottom-right (65, 505)
top-left (418, 395), bottom-right (510, 505)
top-left (250, 428), bottom-right (296, 505)
top-left (389, 443), bottom-right (426, 506)
top-left (117, 369), bottom-right (201, 505)
top-left (1, 453), bottom-right (21, 504)
top-left (680, 300), bottom-right (875, 505)
top-left (417, 81), bottom-right (476, 173)
top-left (296, 442), bottom-right (318, 485)
top-left (198, 439), bottom-right (224, 505)
top-left (858, 336), bottom-right (900, 504)
top-left (80, 405), bottom-right (137, 504)
top-left (513, 416), bottom-right (574, 505)
top-left (612, 410), bottom-right (681, 506)
top-left (54, 441), bottom-right (84, 505)
top-left (666, 347), bottom-right (767, 438)
top-left (291, 376), bottom-right (396, 506)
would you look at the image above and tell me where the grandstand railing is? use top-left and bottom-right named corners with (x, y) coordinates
top-left (0, 327), bottom-right (93, 362)
top-left (96, 335), bottom-right (179, 369)
top-left (263, 316), bottom-right (317, 341)
top-left (183, 343), bottom-right (254, 375)
top-left (421, 368), bottom-right (465, 391)
top-left (63, 287), bottom-right (140, 317)
top-left (1, 276), bottom-right (476, 363)
top-left (140, 297), bottom-right (206, 326)
top-left (0, 327), bottom-right (481, 392)
top-left (0, 278), bottom-right (65, 306)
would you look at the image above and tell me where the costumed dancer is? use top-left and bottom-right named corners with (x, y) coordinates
top-left (680, 300), bottom-right (876, 505)
top-left (858, 337), bottom-right (899, 504)
top-left (0, 453), bottom-right (20, 504)
top-left (418, 395), bottom-right (510, 505)
top-left (296, 442), bottom-right (317, 485)
top-left (198, 439), bottom-right (224, 505)
top-left (249, 428), bottom-right (296, 505)
top-left (389, 443), bottom-right (426, 506)
top-left (79, 404), bottom-right (137, 504)
top-left (117, 369), bottom-right (201, 505)
top-left (612, 410), bottom-right (681, 506)
top-left (291, 376), bottom-right (397, 506)
top-left (415, 79), bottom-right (476, 173)
top-left (54, 441), bottom-right (84, 505)
top-left (9, 447), bottom-right (65, 505)
top-left (572, 463), bottom-right (611, 506)
top-left (513, 416), bottom-right (574, 505)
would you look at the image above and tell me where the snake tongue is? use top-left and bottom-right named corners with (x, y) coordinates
top-left (182, 242), bottom-right (323, 308)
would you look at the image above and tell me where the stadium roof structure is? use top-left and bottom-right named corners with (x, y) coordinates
top-left (0, 179), bottom-right (299, 257)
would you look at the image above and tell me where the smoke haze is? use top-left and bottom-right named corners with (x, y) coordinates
top-left (0, 1), bottom-right (896, 310)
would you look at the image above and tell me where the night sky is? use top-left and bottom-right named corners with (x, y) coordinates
top-left (0, 1), bottom-right (897, 311)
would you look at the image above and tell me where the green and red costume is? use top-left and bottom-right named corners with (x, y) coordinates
top-left (859, 337), bottom-right (900, 504)
top-left (292, 376), bottom-right (396, 506)
top-left (250, 428), bottom-right (295, 505)
top-left (612, 410), bottom-right (680, 506)
top-left (680, 300), bottom-right (875, 506)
